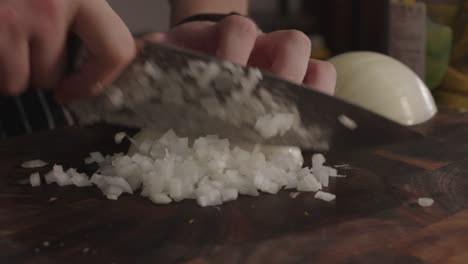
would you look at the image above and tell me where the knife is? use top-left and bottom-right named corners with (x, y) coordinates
top-left (68, 41), bottom-right (421, 152)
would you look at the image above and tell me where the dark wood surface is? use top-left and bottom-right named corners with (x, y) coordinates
top-left (1, 108), bottom-right (468, 264)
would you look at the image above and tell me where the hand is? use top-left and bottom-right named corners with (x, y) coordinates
top-left (0, 0), bottom-right (136, 102)
top-left (142, 15), bottom-right (336, 95)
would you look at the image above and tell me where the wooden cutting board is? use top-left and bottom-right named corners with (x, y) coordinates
top-left (1, 108), bottom-right (468, 264)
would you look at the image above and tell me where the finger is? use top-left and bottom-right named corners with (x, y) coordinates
top-left (30, 1), bottom-right (68, 88)
top-left (144, 16), bottom-right (258, 66)
top-left (214, 15), bottom-right (257, 65)
top-left (0, 12), bottom-right (30, 95)
top-left (55, 0), bottom-right (136, 103)
top-left (249, 30), bottom-right (311, 84)
top-left (303, 59), bottom-right (336, 95)
top-left (143, 21), bottom-right (217, 54)
top-left (0, 41), bottom-right (30, 95)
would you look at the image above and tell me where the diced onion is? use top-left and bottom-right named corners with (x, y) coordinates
top-left (36, 129), bottom-right (347, 207)
top-left (314, 191), bottom-right (336, 202)
top-left (254, 113), bottom-right (295, 139)
top-left (45, 165), bottom-right (73, 186)
top-left (221, 188), bottom-right (238, 202)
top-left (338, 115), bottom-right (358, 130)
top-left (314, 167), bottom-right (330, 187)
top-left (334, 164), bottom-right (350, 168)
top-left (312, 154), bottom-right (325, 168)
top-left (84, 157), bottom-right (95, 164)
top-left (289, 192), bottom-right (300, 199)
top-left (71, 173), bottom-right (92, 187)
top-left (297, 174), bottom-right (322, 192)
top-left (418, 197), bottom-right (434, 207)
top-left (30, 173), bottom-right (41, 187)
top-left (89, 152), bottom-right (105, 163)
top-left (149, 193), bottom-right (172, 204)
top-left (22, 160), bottom-right (48, 169)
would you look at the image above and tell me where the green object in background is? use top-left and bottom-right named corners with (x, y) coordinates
top-left (425, 18), bottom-right (453, 90)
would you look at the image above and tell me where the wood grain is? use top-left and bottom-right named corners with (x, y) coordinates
top-left (1, 109), bottom-right (468, 264)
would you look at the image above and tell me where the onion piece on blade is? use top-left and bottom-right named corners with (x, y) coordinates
top-left (114, 132), bottom-right (127, 144)
top-left (338, 115), bottom-right (357, 130)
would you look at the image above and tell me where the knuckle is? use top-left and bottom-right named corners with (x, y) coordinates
top-left (220, 15), bottom-right (258, 39)
top-left (31, 0), bottom-right (63, 31)
top-left (282, 30), bottom-right (311, 50)
top-left (32, 0), bottom-right (62, 19)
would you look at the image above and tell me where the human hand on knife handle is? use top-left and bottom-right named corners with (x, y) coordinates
top-left (0, 0), bottom-right (336, 103)
top-left (0, 0), bottom-right (136, 102)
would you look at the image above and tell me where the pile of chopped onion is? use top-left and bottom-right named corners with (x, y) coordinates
top-left (29, 130), bottom-right (345, 207)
